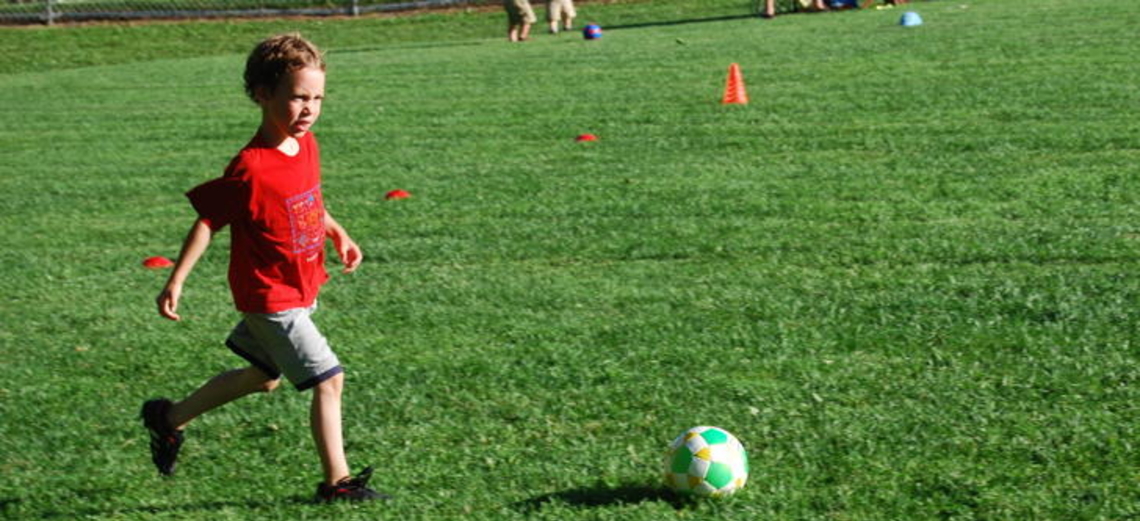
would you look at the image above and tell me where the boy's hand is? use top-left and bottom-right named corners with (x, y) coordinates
top-left (324, 212), bottom-right (362, 274)
top-left (156, 285), bottom-right (183, 321)
top-left (337, 237), bottom-right (363, 274)
top-left (154, 219), bottom-right (212, 322)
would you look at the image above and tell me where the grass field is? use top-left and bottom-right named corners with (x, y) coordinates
top-left (2, 0), bottom-right (1139, 518)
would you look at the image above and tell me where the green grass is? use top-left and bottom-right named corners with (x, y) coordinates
top-left (2, 0), bottom-right (1140, 518)
top-left (0, 0), bottom-right (750, 74)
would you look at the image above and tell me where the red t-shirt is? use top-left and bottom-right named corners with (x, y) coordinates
top-left (187, 132), bottom-right (329, 313)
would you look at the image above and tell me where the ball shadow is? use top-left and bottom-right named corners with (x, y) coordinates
top-left (514, 483), bottom-right (694, 512)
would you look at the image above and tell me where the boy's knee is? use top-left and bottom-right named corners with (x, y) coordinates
top-left (315, 371), bottom-right (344, 394)
top-left (259, 378), bottom-right (282, 393)
top-left (242, 366), bottom-right (280, 393)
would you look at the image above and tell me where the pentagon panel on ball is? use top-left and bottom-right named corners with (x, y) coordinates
top-left (663, 426), bottom-right (748, 497)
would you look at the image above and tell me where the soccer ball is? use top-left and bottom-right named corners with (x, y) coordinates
top-left (582, 23), bottom-right (602, 40)
top-left (663, 426), bottom-right (748, 496)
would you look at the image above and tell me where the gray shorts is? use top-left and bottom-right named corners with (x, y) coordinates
top-left (225, 303), bottom-right (343, 391)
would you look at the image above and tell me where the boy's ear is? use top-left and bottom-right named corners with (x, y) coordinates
top-left (253, 85), bottom-right (273, 104)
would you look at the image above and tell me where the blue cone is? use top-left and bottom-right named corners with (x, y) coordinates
top-left (900, 11), bottom-right (923, 27)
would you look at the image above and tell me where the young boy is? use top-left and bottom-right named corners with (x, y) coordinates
top-left (763, 0), bottom-right (827, 18)
top-left (545, 0), bottom-right (575, 34)
top-left (141, 33), bottom-right (386, 503)
top-left (504, 0), bottom-right (535, 42)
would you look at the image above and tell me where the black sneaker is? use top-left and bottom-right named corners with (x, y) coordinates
top-left (140, 398), bottom-right (184, 476)
top-left (315, 467), bottom-right (391, 503)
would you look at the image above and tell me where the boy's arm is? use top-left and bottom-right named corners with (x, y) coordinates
top-left (324, 212), bottom-right (363, 274)
top-left (156, 219), bottom-right (214, 321)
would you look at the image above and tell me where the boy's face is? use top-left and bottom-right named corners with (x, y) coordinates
top-left (257, 66), bottom-right (325, 140)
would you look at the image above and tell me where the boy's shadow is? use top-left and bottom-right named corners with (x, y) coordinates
top-left (514, 483), bottom-right (692, 512)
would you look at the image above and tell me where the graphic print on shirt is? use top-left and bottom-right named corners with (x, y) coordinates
top-left (286, 186), bottom-right (325, 255)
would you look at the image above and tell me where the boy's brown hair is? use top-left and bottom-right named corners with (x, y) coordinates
top-left (243, 33), bottom-right (326, 102)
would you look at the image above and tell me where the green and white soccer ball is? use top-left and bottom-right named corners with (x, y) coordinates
top-left (663, 426), bottom-right (748, 497)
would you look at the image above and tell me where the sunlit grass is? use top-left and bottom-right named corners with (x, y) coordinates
top-left (1, 0), bottom-right (1138, 518)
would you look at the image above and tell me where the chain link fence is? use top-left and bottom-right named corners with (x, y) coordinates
top-left (0, 0), bottom-right (496, 25)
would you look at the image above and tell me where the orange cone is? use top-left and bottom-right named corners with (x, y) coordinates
top-left (721, 63), bottom-right (749, 105)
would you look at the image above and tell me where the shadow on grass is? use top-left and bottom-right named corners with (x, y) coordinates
top-left (331, 13), bottom-right (764, 55)
top-left (37, 495), bottom-right (314, 519)
top-left (1, 497), bottom-right (22, 516)
top-left (605, 14), bottom-right (759, 30)
top-left (513, 483), bottom-right (693, 513)
top-left (332, 38), bottom-right (492, 55)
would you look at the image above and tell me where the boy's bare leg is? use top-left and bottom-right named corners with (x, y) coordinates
top-left (519, 22), bottom-right (532, 41)
top-left (312, 372), bottom-right (351, 485)
top-left (762, 0), bottom-right (776, 17)
top-left (168, 367), bottom-right (279, 430)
